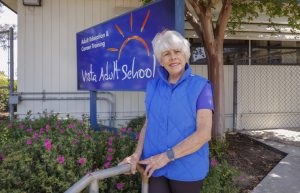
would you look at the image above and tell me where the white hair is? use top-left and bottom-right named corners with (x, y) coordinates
top-left (152, 30), bottom-right (190, 62)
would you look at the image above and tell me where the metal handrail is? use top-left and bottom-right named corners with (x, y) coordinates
top-left (64, 163), bottom-right (148, 193)
top-left (0, 86), bottom-right (9, 89)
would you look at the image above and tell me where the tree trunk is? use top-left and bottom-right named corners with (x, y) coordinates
top-left (186, 0), bottom-right (231, 139)
top-left (199, 14), bottom-right (226, 139)
top-left (207, 45), bottom-right (225, 139)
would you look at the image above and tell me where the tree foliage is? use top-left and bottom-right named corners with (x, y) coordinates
top-left (228, 0), bottom-right (300, 33)
top-left (0, 2), bottom-right (17, 49)
top-left (140, 0), bottom-right (154, 5)
top-left (0, 71), bottom-right (9, 112)
top-left (0, 3), bottom-right (17, 112)
top-left (0, 71), bottom-right (17, 112)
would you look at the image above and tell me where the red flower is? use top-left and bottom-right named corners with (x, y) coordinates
top-left (108, 137), bottom-right (113, 146)
top-left (68, 123), bottom-right (75, 129)
top-left (26, 128), bottom-right (33, 133)
top-left (0, 154), bottom-right (6, 161)
top-left (121, 127), bottom-right (126, 133)
top-left (108, 141), bottom-right (113, 146)
top-left (33, 132), bottom-right (39, 140)
top-left (210, 158), bottom-right (217, 167)
top-left (85, 134), bottom-right (91, 140)
top-left (104, 162), bottom-right (110, 168)
top-left (40, 128), bottom-right (45, 134)
top-left (44, 138), bottom-right (52, 150)
top-left (77, 130), bottom-right (83, 136)
top-left (45, 124), bottom-right (50, 132)
top-left (107, 155), bottom-right (113, 161)
top-left (73, 139), bottom-right (78, 144)
top-left (78, 157), bottom-right (87, 166)
top-left (57, 156), bottom-right (65, 164)
top-left (116, 182), bottom-right (124, 190)
top-left (127, 127), bottom-right (133, 132)
top-left (26, 138), bottom-right (33, 145)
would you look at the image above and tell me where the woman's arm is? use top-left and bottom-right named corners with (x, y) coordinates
top-left (172, 109), bottom-right (212, 159)
top-left (134, 118), bottom-right (147, 157)
top-left (139, 109), bottom-right (212, 177)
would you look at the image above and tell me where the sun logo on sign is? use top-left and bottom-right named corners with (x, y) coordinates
top-left (107, 10), bottom-right (151, 60)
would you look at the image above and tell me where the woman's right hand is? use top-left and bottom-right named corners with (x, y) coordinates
top-left (118, 152), bottom-right (140, 174)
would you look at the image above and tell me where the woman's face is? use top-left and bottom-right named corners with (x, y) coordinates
top-left (160, 49), bottom-right (186, 79)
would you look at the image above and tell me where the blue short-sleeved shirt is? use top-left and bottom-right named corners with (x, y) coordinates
top-left (196, 82), bottom-right (214, 111)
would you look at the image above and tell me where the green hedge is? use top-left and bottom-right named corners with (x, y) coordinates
top-left (0, 72), bottom-right (9, 112)
top-left (0, 88), bottom-right (8, 112)
top-left (0, 72), bottom-right (17, 112)
top-left (0, 112), bottom-right (140, 193)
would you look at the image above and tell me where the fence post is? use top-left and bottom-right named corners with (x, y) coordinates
top-left (90, 90), bottom-right (100, 130)
top-left (233, 61), bottom-right (237, 131)
top-left (9, 27), bottom-right (14, 121)
top-left (141, 177), bottom-right (149, 193)
top-left (89, 180), bottom-right (99, 193)
top-left (137, 163), bottom-right (149, 193)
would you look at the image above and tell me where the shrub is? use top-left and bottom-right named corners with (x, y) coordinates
top-left (0, 71), bottom-right (17, 112)
top-left (202, 138), bottom-right (240, 193)
top-left (209, 138), bottom-right (229, 161)
top-left (126, 115), bottom-right (146, 133)
top-left (202, 159), bottom-right (240, 193)
top-left (0, 112), bottom-right (141, 193)
top-left (0, 89), bottom-right (8, 112)
top-left (0, 72), bottom-right (7, 111)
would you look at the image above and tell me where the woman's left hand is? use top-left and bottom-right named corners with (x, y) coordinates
top-left (139, 152), bottom-right (170, 177)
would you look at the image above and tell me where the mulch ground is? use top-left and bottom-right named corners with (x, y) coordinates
top-left (226, 133), bottom-right (286, 193)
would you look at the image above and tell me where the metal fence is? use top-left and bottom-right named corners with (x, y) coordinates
top-left (235, 50), bottom-right (300, 130)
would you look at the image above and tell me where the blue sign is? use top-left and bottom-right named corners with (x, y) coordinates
top-left (76, 0), bottom-right (175, 91)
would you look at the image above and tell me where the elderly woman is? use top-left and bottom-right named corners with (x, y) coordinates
top-left (120, 30), bottom-right (213, 193)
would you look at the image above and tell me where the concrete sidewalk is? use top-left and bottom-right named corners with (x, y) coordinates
top-left (243, 128), bottom-right (300, 147)
top-left (245, 134), bottom-right (300, 193)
